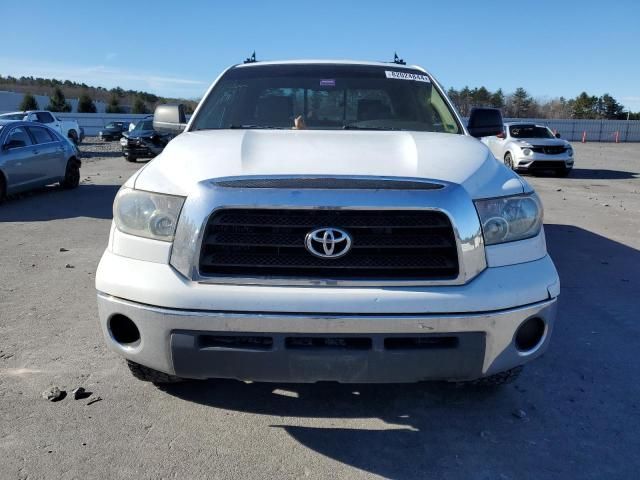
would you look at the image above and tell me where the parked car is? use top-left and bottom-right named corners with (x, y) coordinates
top-left (120, 119), bottom-right (171, 162)
top-left (99, 121), bottom-right (129, 141)
top-left (0, 110), bottom-right (82, 145)
top-left (0, 120), bottom-right (81, 201)
top-left (483, 122), bottom-right (574, 176)
top-left (96, 60), bottom-right (559, 386)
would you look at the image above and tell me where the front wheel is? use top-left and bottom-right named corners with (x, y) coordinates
top-left (60, 159), bottom-right (80, 189)
top-left (68, 130), bottom-right (78, 145)
top-left (0, 174), bottom-right (6, 203)
top-left (126, 360), bottom-right (184, 384)
top-left (462, 366), bottom-right (523, 387)
top-left (504, 152), bottom-right (515, 170)
top-left (125, 154), bottom-right (137, 162)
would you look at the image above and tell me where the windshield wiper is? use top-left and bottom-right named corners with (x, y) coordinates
top-left (229, 124), bottom-right (285, 129)
top-left (342, 124), bottom-right (405, 131)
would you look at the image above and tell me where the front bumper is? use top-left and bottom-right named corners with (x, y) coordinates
top-left (96, 251), bottom-right (559, 383)
top-left (122, 145), bottom-right (155, 158)
top-left (515, 153), bottom-right (574, 171)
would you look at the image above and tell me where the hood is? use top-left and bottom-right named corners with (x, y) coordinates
top-left (133, 130), bottom-right (525, 199)
top-left (125, 129), bottom-right (155, 139)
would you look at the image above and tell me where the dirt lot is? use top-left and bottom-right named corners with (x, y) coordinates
top-left (1, 139), bottom-right (639, 479)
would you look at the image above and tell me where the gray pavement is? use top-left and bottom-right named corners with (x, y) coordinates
top-left (1, 139), bottom-right (639, 479)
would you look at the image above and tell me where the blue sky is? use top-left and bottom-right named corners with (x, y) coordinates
top-left (2, 0), bottom-right (639, 110)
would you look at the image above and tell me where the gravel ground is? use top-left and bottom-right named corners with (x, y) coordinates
top-left (1, 138), bottom-right (639, 479)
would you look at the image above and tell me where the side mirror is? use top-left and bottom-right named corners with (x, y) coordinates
top-left (555, 132), bottom-right (561, 138)
top-left (496, 131), bottom-right (505, 139)
top-left (467, 108), bottom-right (504, 138)
top-left (153, 104), bottom-right (187, 134)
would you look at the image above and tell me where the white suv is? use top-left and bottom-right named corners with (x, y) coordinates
top-left (96, 60), bottom-right (559, 386)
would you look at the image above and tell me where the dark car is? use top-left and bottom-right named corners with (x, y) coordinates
top-left (120, 119), bottom-right (171, 162)
top-left (99, 122), bottom-right (129, 141)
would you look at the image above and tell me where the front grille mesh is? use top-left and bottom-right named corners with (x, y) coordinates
top-left (531, 145), bottom-right (567, 155)
top-left (199, 209), bottom-right (459, 280)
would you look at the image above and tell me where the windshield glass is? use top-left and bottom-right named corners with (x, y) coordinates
top-left (510, 125), bottom-right (554, 139)
top-left (0, 113), bottom-right (27, 120)
top-left (191, 64), bottom-right (461, 133)
top-left (133, 120), bottom-right (153, 131)
top-left (106, 122), bottom-right (118, 129)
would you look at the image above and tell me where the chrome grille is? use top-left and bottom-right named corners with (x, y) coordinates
top-left (199, 209), bottom-right (459, 280)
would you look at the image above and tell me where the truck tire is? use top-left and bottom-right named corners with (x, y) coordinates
top-left (464, 366), bottom-right (523, 387)
top-left (60, 158), bottom-right (80, 189)
top-left (0, 173), bottom-right (6, 203)
top-left (126, 360), bottom-right (184, 384)
top-left (68, 130), bottom-right (79, 145)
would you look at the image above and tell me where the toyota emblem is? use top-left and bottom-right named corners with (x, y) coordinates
top-left (305, 228), bottom-right (352, 259)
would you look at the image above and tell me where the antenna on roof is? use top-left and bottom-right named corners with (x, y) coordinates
top-left (392, 52), bottom-right (406, 65)
top-left (244, 51), bottom-right (257, 64)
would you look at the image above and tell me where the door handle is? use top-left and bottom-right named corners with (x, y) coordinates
top-left (32, 150), bottom-right (40, 155)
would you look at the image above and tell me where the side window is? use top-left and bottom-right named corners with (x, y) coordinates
top-left (28, 126), bottom-right (56, 144)
top-left (4, 127), bottom-right (33, 148)
top-left (36, 112), bottom-right (55, 123)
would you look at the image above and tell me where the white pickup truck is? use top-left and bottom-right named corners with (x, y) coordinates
top-left (0, 110), bottom-right (81, 144)
top-left (96, 59), bottom-right (559, 387)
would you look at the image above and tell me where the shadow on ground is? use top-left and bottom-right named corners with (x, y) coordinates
top-left (0, 184), bottom-right (118, 221)
top-left (158, 225), bottom-right (640, 478)
top-left (526, 168), bottom-right (638, 180)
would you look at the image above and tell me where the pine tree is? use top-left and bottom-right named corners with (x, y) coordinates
top-left (19, 93), bottom-right (38, 111)
top-left (131, 97), bottom-right (148, 114)
top-left (106, 94), bottom-right (122, 114)
top-left (46, 87), bottom-right (72, 112)
top-left (77, 93), bottom-right (97, 113)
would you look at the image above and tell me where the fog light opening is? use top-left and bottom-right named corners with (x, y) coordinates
top-left (515, 317), bottom-right (546, 352)
top-left (109, 314), bottom-right (141, 346)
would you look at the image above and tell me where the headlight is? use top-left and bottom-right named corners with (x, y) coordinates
top-left (567, 147), bottom-right (573, 156)
top-left (114, 188), bottom-right (185, 241)
top-left (474, 194), bottom-right (543, 245)
top-left (522, 148), bottom-right (532, 156)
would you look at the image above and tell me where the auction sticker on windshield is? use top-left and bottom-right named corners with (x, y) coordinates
top-left (385, 71), bottom-right (430, 82)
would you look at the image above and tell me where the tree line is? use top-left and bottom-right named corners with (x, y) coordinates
top-left (2, 74), bottom-right (197, 114)
top-left (447, 86), bottom-right (639, 120)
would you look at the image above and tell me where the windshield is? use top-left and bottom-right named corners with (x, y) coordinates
top-left (509, 125), bottom-right (554, 139)
top-left (106, 122), bottom-right (118, 129)
top-left (0, 113), bottom-right (27, 120)
top-left (191, 64), bottom-right (461, 133)
top-left (133, 120), bottom-right (153, 131)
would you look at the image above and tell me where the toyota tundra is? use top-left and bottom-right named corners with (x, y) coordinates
top-left (96, 59), bottom-right (559, 386)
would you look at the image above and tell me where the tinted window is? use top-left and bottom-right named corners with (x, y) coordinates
top-left (29, 126), bottom-right (56, 144)
top-left (509, 125), bottom-right (554, 139)
top-left (192, 64), bottom-right (461, 133)
top-left (0, 113), bottom-right (27, 120)
top-left (5, 127), bottom-right (33, 148)
top-left (133, 120), bottom-right (153, 131)
top-left (36, 112), bottom-right (55, 123)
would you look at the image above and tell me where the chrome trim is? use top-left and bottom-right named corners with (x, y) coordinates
top-left (170, 175), bottom-right (487, 287)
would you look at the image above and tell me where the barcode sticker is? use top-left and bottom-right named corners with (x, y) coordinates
top-left (385, 71), bottom-right (430, 82)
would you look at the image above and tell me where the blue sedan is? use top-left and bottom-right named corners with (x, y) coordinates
top-left (0, 120), bottom-right (81, 202)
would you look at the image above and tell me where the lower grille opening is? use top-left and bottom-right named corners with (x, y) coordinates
top-left (384, 336), bottom-right (459, 350)
top-left (198, 335), bottom-right (273, 351)
top-left (285, 336), bottom-right (372, 350)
